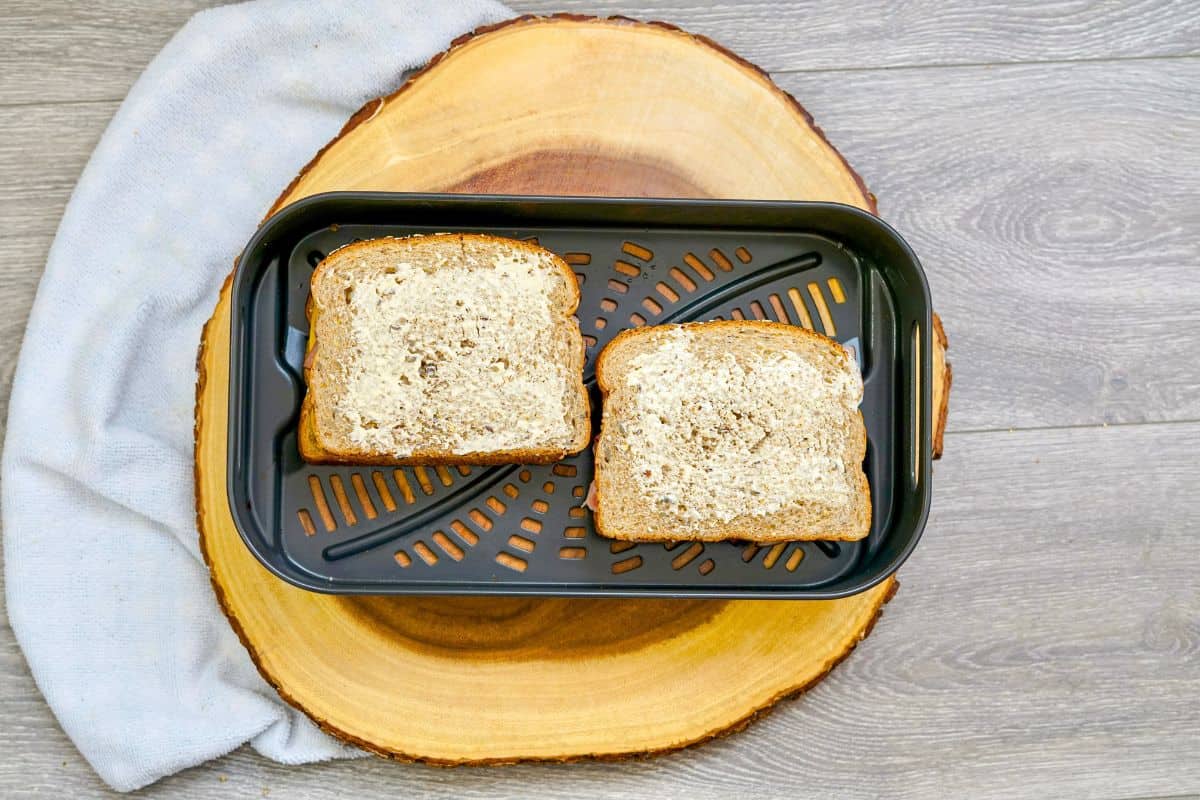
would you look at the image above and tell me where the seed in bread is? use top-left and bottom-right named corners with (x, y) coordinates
top-left (299, 234), bottom-right (590, 465)
top-left (593, 320), bottom-right (870, 542)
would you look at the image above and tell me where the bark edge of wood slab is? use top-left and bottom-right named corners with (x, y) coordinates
top-left (195, 14), bottom-right (940, 763)
top-left (268, 13), bottom-right (878, 219)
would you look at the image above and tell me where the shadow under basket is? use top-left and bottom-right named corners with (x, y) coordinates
top-left (227, 192), bottom-right (932, 598)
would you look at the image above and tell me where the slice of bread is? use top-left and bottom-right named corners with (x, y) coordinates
top-left (299, 234), bottom-right (590, 465)
top-left (593, 320), bottom-right (870, 542)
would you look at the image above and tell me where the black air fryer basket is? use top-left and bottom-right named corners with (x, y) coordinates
top-left (227, 193), bottom-right (931, 598)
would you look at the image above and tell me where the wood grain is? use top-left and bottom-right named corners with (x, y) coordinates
top-left (773, 58), bottom-right (1200, 430)
top-left (4, 0), bottom-right (1199, 103)
top-left (0, 101), bottom-right (112, 230)
top-left (512, 1), bottom-right (1200, 71)
top-left (197, 14), bottom-right (909, 765)
top-left (0, 0), bottom-right (223, 105)
top-left (1, 2), bottom-right (1199, 797)
top-left (272, 17), bottom-right (871, 209)
top-left (4, 61), bottom-right (1198, 437)
top-left (6, 422), bottom-right (1200, 798)
top-left (0, 100), bottom-right (114, 441)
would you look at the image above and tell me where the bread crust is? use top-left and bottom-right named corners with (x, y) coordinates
top-left (299, 234), bottom-right (590, 465)
top-left (593, 320), bottom-right (870, 542)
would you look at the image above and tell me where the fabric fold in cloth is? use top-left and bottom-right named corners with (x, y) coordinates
top-left (1, 0), bottom-right (512, 791)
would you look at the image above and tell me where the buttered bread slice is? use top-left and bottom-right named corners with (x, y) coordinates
top-left (593, 320), bottom-right (870, 542)
top-left (300, 234), bottom-right (590, 465)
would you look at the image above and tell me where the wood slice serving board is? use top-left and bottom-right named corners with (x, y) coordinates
top-left (195, 15), bottom-right (950, 762)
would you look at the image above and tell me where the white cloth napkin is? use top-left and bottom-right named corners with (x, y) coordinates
top-left (1, 0), bottom-right (511, 791)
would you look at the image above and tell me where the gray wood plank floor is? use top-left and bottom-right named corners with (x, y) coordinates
top-left (4, 1), bottom-right (1199, 102)
top-left (1, 1), bottom-right (1197, 798)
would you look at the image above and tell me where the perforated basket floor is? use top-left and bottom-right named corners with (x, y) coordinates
top-left (227, 193), bottom-right (931, 597)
